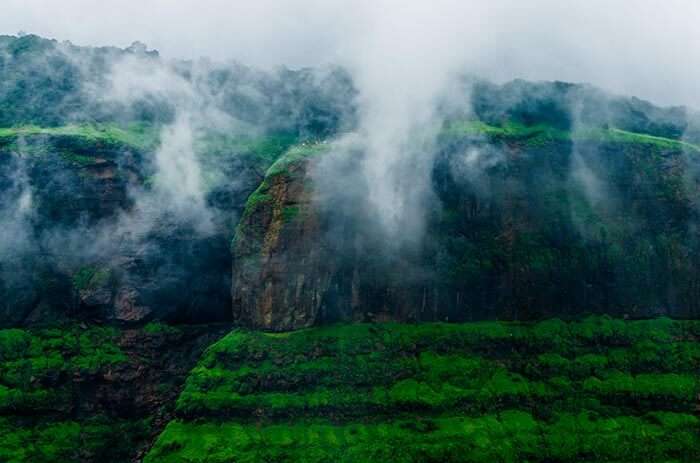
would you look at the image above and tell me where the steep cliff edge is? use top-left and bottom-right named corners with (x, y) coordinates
top-left (0, 33), bottom-right (356, 329)
top-left (232, 123), bottom-right (700, 330)
top-left (0, 128), bottom-right (148, 325)
top-left (231, 143), bottom-right (333, 330)
top-left (0, 127), bottom-right (291, 327)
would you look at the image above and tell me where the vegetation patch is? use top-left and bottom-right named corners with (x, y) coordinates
top-left (146, 411), bottom-right (700, 463)
top-left (148, 317), bottom-right (700, 461)
top-left (281, 205), bottom-right (300, 223)
top-left (0, 325), bottom-right (126, 404)
top-left (266, 141), bottom-right (330, 177)
top-left (0, 124), bottom-right (160, 152)
top-left (0, 417), bottom-right (148, 463)
top-left (0, 323), bottom-right (225, 463)
top-left (143, 321), bottom-right (182, 336)
top-left (441, 119), bottom-right (700, 152)
top-left (72, 266), bottom-right (111, 292)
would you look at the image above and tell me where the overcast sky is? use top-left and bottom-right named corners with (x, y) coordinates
top-left (2, 0), bottom-right (699, 108)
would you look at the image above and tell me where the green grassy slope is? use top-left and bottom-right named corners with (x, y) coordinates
top-left (0, 124), bottom-right (160, 152)
top-left (0, 326), bottom-right (127, 411)
top-left (0, 326), bottom-right (145, 463)
top-left (2, 120), bottom-right (693, 174)
top-left (0, 124), bottom-right (300, 166)
top-left (0, 323), bottom-right (232, 463)
top-left (146, 317), bottom-right (700, 462)
top-left (441, 119), bottom-right (700, 152)
top-left (236, 120), bottom-right (700, 243)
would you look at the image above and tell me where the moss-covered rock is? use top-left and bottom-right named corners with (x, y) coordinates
top-left (231, 141), bottom-right (333, 330)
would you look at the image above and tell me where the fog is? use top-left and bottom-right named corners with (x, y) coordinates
top-left (5, 0), bottom-right (699, 240)
top-left (2, 0), bottom-right (700, 321)
top-left (2, 0), bottom-right (699, 108)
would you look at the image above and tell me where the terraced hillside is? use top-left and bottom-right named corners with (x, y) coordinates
top-left (145, 317), bottom-right (700, 462)
top-left (0, 323), bottom-right (230, 462)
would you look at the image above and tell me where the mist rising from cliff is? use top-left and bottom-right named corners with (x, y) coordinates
top-left (320, 3), bottom-right (481, 244)
top-left (5, 1), bottom-right (700, 247)
top-left (310, 0), bottom-right (699, 245)
top-left (0, 150), bottom-right (33, 257)
top-left (2, 2), bottom-right (700, 325)
top-left (4, 1), bottom-right (700, 108)
top-left (100, 52), bottom-right (240, 236)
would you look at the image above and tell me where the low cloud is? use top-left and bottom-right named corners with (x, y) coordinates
top-left (2, 1), bottom-right (698, 108)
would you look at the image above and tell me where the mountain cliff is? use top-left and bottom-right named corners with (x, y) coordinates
top-left (232, 122), bottom-right (700, 330)
top-left (2, 35), bottom-right (700, 331)
top-left (1, 34), bottom-right (700, 463)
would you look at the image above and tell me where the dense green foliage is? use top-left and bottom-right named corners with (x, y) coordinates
top-left (147, 318), bottom-right (700, 462)
top-left (0, 124), bottom-right (300, 166)
top-left (441, 119), bottom-right (700, 152)
top-left (0, 326), bottom-right (126, 412)
top-left (469, 79), bottom-right (697, 142)
top-left (146, 412), bottom-right (699, 463)
top-left (0, 34), bottom-right (357, 138)
top-left (0, 323), bottom-right (216, 463)
top-left (0, 417), bottom-right (148, 463)
top-left (0, 124), bottom-right (160, 152)
top-left (265, 141), bottom-right (331, 177)
top-left (0, 326), bottom-right (142, 462)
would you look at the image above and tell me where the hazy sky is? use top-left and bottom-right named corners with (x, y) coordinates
top-left (2, 0), bottom-right (699, 108)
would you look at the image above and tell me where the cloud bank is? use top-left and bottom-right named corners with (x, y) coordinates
top-left (5, 1), bottom-right (699, 242)
top-left (1, 0), bottom-right (699, 324)
top-left (2, 0), bottom-right (699, 108)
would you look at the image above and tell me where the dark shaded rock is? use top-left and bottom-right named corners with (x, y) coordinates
top-left (232, 129), bottom-right (700, 330)
top-left (232, 156), bottom-right (334, 330)
top-left (0, 132), bottom-right (263, 327)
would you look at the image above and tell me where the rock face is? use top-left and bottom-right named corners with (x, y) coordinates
top-left (0, 134), bottom-right (139, 325)
top-left (232, 147), bottom-right (334, 330)
top-left (0, 131), bottom-right (264, 327)
top-left (0, 34), bottom-right (360, 329)
top-left (3, 46), bottom-right (700, 332)
top-left (232, 127), bottom-right (700, 330)
top-left (6, 121), bottom-right (700, 332)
